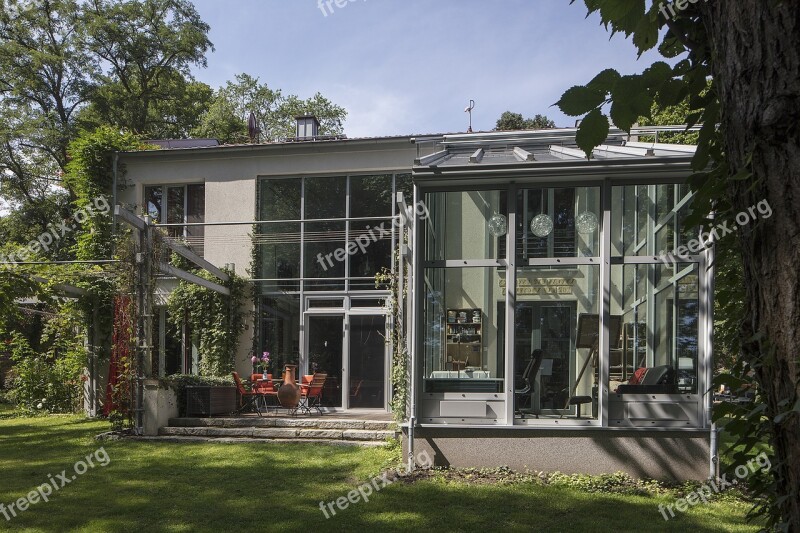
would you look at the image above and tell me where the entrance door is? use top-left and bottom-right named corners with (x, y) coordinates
top-left (307, 315), bottom-right (344, 408)
top-left (512, 302), bottom-right (577, 416)
top-left (305, 313), bottom-right (388, 409)
top-left (348, 315), bottom-right (387, 409)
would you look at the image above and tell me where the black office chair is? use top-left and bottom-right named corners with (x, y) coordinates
top-left (515, 349), bottom-right (544, 419)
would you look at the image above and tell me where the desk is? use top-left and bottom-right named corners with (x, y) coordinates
top-left (430, 370), bottom-right (491, 379)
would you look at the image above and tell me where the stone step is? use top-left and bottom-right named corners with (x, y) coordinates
top-left (159, 426), bottom-right (397, 442)
top-left (167, 417), bottom-right (396, 431)
top-left (133, 435), bottom-right (389, 447)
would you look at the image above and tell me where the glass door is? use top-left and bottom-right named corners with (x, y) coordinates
top-left (348, 315), bottom-right (387, 409)
top-left (512, 302), bottom-right (577, 417)
top-left (306, 315), bottom-right (344, 408)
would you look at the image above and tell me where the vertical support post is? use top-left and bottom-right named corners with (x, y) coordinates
top-left (599, 179), bottom-right (612, 427)
top-left (504, 185), bottom-right (517, 425)
top-left (134, 215), bottom-right (154, 433)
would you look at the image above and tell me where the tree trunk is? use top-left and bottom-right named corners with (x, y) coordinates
top-left (702, 2), bottom-right (800, 528)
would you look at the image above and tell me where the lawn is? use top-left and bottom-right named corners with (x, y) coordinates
top-left (0, 415), bottom-right (761, 532)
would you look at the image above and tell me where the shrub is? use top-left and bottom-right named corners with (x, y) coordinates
top-left (5, 332), bottom-right (84, 414)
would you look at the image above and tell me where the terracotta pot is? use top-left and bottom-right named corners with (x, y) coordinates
top-left (277, 364), bottom-right (301, 408)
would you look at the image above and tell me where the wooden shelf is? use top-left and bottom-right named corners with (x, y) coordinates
top-left (444, 308), bottom-right (483, 369)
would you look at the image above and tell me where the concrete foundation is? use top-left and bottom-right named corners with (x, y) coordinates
top-left (403, 426), bottom-right (712, 481)
top-left (143, 380), bottom-right (179, 436)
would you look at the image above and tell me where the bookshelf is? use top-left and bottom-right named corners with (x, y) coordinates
top-left (445, 308), bottom-right (482, 369)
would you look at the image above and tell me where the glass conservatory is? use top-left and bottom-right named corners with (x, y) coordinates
top-left (409, 131), bottom-right (712, 431)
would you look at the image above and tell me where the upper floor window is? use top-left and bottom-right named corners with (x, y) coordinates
top-left (145, 184), bottom-right (205, 255)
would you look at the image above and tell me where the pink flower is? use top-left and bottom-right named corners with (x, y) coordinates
top-left (251, 355), bottom-right (258, 364)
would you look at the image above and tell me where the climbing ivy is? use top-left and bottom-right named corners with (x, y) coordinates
top-left (376, 259), bottom-right (409, 424)
top-left (166, 264), bottom-right (247, 377)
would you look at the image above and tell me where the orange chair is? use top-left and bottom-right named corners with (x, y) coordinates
top-left (232, 371), bottom-right (265, 416)
top-left (297, 373), bottom-right (327, 415)
top-left (299, 374), bottom-right (313, 394)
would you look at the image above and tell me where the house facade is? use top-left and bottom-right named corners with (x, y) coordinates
top-left (118, 123), bottom-right (714, 480)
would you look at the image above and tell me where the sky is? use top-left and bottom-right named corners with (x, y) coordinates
top-left (189, 0), bottom-right (667, 138)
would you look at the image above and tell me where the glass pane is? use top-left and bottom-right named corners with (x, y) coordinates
top-left (260, 295), bottom-right (301, 375)
top-left (307, 316), bottom-right (343, 407)
top-left (260, 178), bottom-right (301, 221)
top-left (350, 175), bottom-right (392, 218)
top-left (167, 186), bottom-right (185, 238)
top-left (304, 221), bottom-right (346, 279)
top-left (396, 173), bottom-right (412, 206)
top-left (304, 280), bottom-right (346, 291)
top-left (349, 220), bottom-right (393, 279)
top-left (349, 315), bottom-right (386, 408)
top-left (145, 186), bottom-right (163, 223)
top-left (511, 265), bottom-right (599, 420)
top-left (257, 222), bottom-right (300, 282)
top-left (307, 299), bottom-right (344, 308)
top-left (351, 298), bottom-right (386, 308)
top-left (517, 187), bottom-right (600, 260)
top-left (610, 263), bottom-right (699, 394)
top-left (164, 309), bottom-right (183, 375)
top-left (305, 176), bottom-right (346, 219)
top-left (186, 184), bottom-right (205, 255)
top-left (423, 267), bottom-right (505, 393)
top-left (424, 190), bottom-right (507, 261)
top-left (612, 184), bottom-right (695, 257)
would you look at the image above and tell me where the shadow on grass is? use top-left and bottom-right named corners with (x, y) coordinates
top-left (0, 417), bottom-right (760, 533)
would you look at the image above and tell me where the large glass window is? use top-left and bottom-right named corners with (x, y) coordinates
top-left (260, 295), bottom-right (301, 373)
top-left (145, 184), bottom-right (205, 254)
top-left (423, 267), bottom-right (505, 393)
top-left (612, 183), bottom-right (693, 257)
top-left (511, 265), bottom-right (600, 420)
top-left (610, 263), bottom-right (699, 394)
top-left (610, 183), bottom-right (700, 398)
top-left (255, 174), bottom-right (407, 290)
top-left (424, 190), bottom-right (507, 261)
top-left (516, 187), bottom-right (600, 260)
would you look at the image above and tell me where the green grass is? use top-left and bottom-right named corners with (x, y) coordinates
top-left (0, 415), bottom-right (761, 532)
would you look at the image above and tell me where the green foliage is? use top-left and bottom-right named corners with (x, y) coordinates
top-left (193, 73), bottom-right (347, 144)
top-left (558, 1), bottom-right (793, 528)
top-left (63, 126), bottom-right (147, 261)
top-left (5, 327), bottom-right (85, 414)
top-left (638, 97), bottom-right (700, 145)
top-left (80, 0), bottom-right (213, 136)
top-left (495, 111), bottom-right (555, 131)
top-left (375, 265), bottom-right (408, 424)
top-left (166, 267), bottom-right (247, 377)
top-left (712, 375), bottom-right (779, 524)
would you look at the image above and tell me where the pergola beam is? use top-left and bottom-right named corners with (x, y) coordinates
top-left (158, 263), bottom-right (230, 296)
top-left (162, 239), bottom-right (229, 282)
top-left (114, 205), bottom-right (147, 231)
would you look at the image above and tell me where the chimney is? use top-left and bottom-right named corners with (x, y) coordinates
top-left (295, 115), bottom-right (320, 140)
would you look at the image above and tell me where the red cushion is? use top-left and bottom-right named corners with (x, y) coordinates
top-left (628, 367), bottom-right (649, 386)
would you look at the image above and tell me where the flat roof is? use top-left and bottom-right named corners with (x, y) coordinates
top-left (414, 127), bottom-right (698, 169)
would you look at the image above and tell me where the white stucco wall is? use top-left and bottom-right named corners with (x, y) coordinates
top-left (117, 137), bottom-right (419, 376)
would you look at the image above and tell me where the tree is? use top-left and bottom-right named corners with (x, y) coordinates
top-left (81, 0), bottom-right (213, 136)
top-left (495, 111), bottom-right (556, 131)
top-left (556, 1), bottom-right (799, 528)
top-left (194, 74), bottom-right (347, 144)
top-left (0, 0), bottom-right (96, 219)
